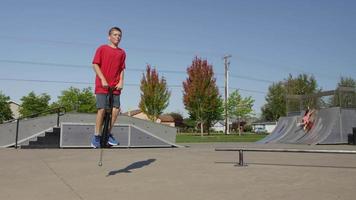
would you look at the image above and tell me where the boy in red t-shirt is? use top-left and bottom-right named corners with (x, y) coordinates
top-left (91, 27), bottom-right (126, 148)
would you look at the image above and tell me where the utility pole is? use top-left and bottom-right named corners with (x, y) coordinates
top-left (223, 55), bottom-right (231, 135)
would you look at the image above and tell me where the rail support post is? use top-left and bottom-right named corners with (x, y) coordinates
top-left (237, 149), bottom-right (247, 167)
top-left (15, 119), bottom-right (20, 149)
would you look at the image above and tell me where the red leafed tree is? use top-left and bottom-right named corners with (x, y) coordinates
top-left (183, 57), bottom-right (223, 136)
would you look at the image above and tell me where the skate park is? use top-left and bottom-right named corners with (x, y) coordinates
top-left (1, 88), bottom-right (356, 200)
top-left (2, 1), bottom-right (356, 199)
top-left (259, 87), bottom-right (356, 145)
top-left (1, 142), bottom-right (356, 200)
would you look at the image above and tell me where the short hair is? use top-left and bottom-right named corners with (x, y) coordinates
top-left (108, 27), bottom-right (122, 35)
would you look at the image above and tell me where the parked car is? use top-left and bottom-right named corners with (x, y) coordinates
top-left (254, 127), bottom-right (267, 134)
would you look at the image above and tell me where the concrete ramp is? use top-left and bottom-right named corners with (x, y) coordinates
top-left (60, 113), bottom-right (179, 147)
top-left (258, 107), bottom-right (356, 144)
top-left (256, 116), bottom-right (297, 144)
top-left (0, 113), bottom-right (180, 148)
top-left (319, 108), bottom-right (356, 144)
top-left (0, 114), bottom-right (59, 147)
top-left (295, 107), bottom-right (340, 144)
top-left (60, 123), bottom-right (178, 148)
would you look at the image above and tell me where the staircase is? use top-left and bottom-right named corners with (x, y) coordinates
top-left (21, 127), bottom-right (60, 149)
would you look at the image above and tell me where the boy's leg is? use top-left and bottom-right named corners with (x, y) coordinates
top-left (91, 109), bottom-right (105, 148)
top-left (95, 109), bottom-right (105, 135)
top-left (109, 107), bottom-right (120, 133)
top-left (297, 121), bottom-right (303, 126)
top-left (91, 94), bottom-right (106, 148)
top-left (109, 94), bottom-right (121, 132)
top-left (94, 94), bottom-right (108, 134)
top-left (107, 95), bottom-right (121, 145)
top-left (303, 122), bottom-right (309, 131)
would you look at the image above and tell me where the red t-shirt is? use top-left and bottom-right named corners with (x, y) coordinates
top-left (92, 45), bottom-right (126, 94)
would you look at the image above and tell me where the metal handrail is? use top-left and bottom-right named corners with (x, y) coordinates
top-left (14, 106), bottom-right (66, 149)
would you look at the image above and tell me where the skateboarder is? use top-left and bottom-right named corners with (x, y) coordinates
top-left (91, 27), bottom-right (126, 148)
top-left (303, 108), bottom-right (315, 131)
top-left (297, 107), bottom-right (315, 132)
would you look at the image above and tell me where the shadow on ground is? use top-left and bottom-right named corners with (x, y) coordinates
top-left (107, 158), bottom-right (156, 176)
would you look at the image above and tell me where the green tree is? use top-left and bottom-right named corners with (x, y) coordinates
top-left (261, 82), bottom-right (286, 121)
top-left (55, 87), bottom-right (96, 113)
top-left (261, 74), bottom-right (319, 121)
top-left (19, 92), bottom-right (51, 117)
top-left (183, 57), bottom-right (223, 136)
top-left (332, 77), bottom-right (356, 108)
top-left (139, 65), bottom-right (171, 121)
top-left (227, 90), bottom-right (254, 135)
top-left (0, 92), bottom-right (13, 123)
top-left (338, 76), bottom-right (356, 88)
top-left (205, 97), bottom-right (224, 135)
top-left (285, 73), bottom-right (320, 112)
top-left (183, 117), bottom-right (196, 131)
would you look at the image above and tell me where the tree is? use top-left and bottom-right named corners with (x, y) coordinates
top-left (183, 117), bottom-right (196, 132)
top-left (332, 77), bottom-right (356, 108)
top-left (139, 65), bottom-right (171, 121)
top-left (183, 57), bottom-right (223, 136)
top-left (261, 74), bottom-right (319, 121)
top-left (55, 87), bottom-right (96, 113)
top-left (284, 73), bottom-right (320, 112)
top-left (205, 97), bottom-right (224, 135)
top-left (227, 90), bottom-right (254, 135)
top-left (0, 92), bottom-right (13, 123)
top-left (261, 82), bottom-right (286, 121)
top-left (19, 92), bottom-right (51, 117)
top-left (337, 76), bottom-right (356, 88)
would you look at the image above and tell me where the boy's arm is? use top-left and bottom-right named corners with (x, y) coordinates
top-left (115, 70), bottom-right (125, 90)
top-left (92, 64), bottom-right (108, 88)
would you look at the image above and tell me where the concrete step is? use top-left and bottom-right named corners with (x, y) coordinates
top-left (21, 128), bottom-right (60, 149)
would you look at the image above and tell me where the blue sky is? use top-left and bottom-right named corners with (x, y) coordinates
top-left (0, 0), bottom-right (355, 117)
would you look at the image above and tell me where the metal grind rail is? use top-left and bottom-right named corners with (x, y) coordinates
top-left (215, 147), bottom-right (356, 166)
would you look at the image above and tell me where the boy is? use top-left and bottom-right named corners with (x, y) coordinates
top-left (297, 106), bottom-right (315, 132)
top-left (91, 27), bottom-right (126, 148)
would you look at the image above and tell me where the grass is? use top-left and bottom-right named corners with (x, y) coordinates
top-left (176, 132), bottom-right (268, 143)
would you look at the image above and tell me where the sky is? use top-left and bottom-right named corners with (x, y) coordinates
top-left (0, 0), bottom-right (355, 117)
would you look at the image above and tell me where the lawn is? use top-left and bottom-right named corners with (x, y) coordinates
top-left (176, 133), bottom-right (268, 143)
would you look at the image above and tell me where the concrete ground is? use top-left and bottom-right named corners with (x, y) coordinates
top-left (1, 143), bottom-right (356, 200)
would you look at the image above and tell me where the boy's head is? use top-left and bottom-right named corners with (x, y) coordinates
top-left (108, 27), bottom-right (122, 46)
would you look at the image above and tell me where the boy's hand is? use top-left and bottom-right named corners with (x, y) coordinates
top-left (115, 83), bottom-right (123, 90)
top-left (101, 79), bottom-right (109, 88)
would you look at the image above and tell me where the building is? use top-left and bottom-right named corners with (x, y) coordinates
top-left (251, 121), bottom-right (277, 133)
top-left (211, 121), bottom-right (225, 132)
top-left (156, 114), bottom-right (175, 127)
top-left (8, 100), bottom-right (20, 119)
top-left (211, 120), bottom-right (233, 133)
top-left (123, 109), bottom-right (176, 127)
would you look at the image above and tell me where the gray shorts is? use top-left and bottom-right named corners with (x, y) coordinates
top-left (96, 94), bottom-right (121, 109)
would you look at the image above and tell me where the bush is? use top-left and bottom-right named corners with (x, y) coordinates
top-left (244, 124), bottom-right (252, 132)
